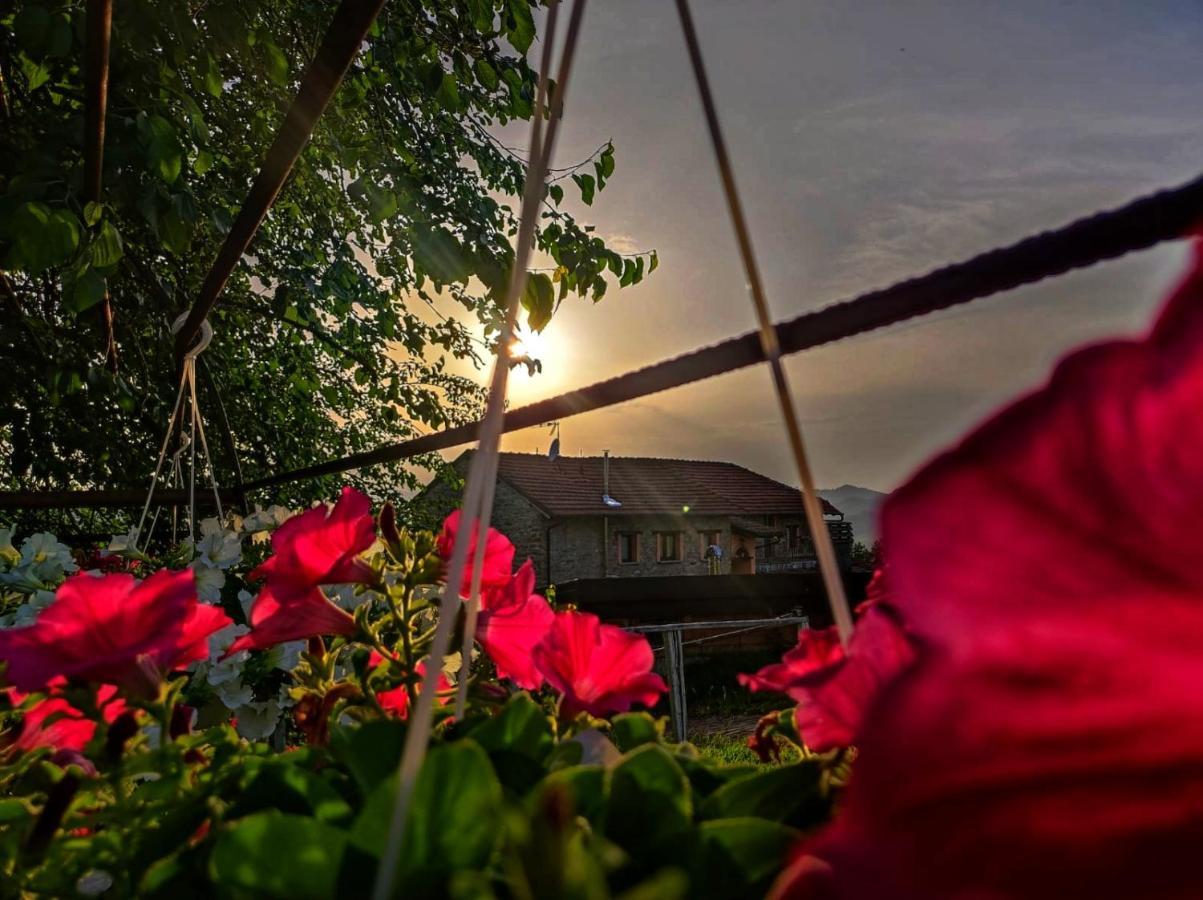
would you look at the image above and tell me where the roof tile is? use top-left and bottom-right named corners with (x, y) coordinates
top-left (485, 453), bottom-right (842, 518)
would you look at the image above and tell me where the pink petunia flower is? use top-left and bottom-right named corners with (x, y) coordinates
top-left (739, 588), bottom-right (915, 751)
top-left (437, 510), bottom-right (515, 593)
top-left (773, 242), bottom-right (1203, 899)
top-left (369, 651), bottom-right (450, 719)
top-left (8, 681), bottom-right (126, 755)
top-left (476, 559), bottom-right (555, 690)
top-left (533, 610), bottom-right (667, 718)
top-left (230, 488), bottom-right (375, 654)
top-left (0, 570), bottom-right (229, 696)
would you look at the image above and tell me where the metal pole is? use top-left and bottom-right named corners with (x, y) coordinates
top-left (664, 628), bottom-right (688, 741)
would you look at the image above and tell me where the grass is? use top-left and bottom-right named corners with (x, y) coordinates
top-left (692, 732), bottom-right (767, 767)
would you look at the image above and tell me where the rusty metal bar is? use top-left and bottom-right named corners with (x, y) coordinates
top-left (241, 173), bottom-right (1203, 492)
top-left (173, 0), bottom-right (386, 362)
top-left (85, 0), bottom-right (116, 372)
top-left (0, 489), bottom-right (237, 511)
top-left (11, 173), bottom-right (1203, 511)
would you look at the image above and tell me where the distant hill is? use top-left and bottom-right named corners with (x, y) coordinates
top-left (818, 485), bottom-right (887, 545)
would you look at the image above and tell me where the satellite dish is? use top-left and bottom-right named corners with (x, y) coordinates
top-left (547, 436), bottom-right (560, 461)
top-left (602, 494), bottom-right (622, 508)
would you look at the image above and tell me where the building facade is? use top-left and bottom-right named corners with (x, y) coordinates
top-left (415, 452), bottom-right (853, 588)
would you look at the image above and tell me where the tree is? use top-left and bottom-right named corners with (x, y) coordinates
top-left (849, 540), bottom-right (881, 570)
top-left (0, 0), bottom-right (651, 533)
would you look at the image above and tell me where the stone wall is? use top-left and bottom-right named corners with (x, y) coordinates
top-left (411, 468), bottom-right (550, 581)
top-left (548, 514), bottom-right (732, 585)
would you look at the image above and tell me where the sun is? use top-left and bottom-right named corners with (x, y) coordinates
top-left (509, 326), bottom-right (550, 367)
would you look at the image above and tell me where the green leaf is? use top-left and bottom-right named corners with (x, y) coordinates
top-left (692, 818), bottom-right (801, 897)
top-left (535, 765), bottom-right (606, 824)
top-left (600, 144), bottom-right (616, 179)
top-left (351, 742), bottom-right (501, 890)
top-left (83, 202), bottom-right (103, 227)
top-left (468, 0), bottom-right (495, 33)
top-left (142, 114), bottom-right (183, 184)
top-left (329, 719), bottom-right (407, 792)
top-left (548, 183), bottom-right (564, 205)
top-left (604, 745), bottom-right (692, 860)
top-left (210, 811), bottom-right (346, 899)
top-left (204, 58), bottom-right (224, 97)
top-left (505, 0), bottom-right (536, 54)
top-left (194, 150), bottom-right (214, 176)
top-left (413, 226), bottom-right (470, 285)
top-left (572, 173), bottom-right (595, 205)
top-left (13, 6), bottom-right (51, 56)
top-left (649, 250), bottom-right (659, 273)
top-left (365, 183), bottom-right (399, 223)
top-left (473, 59), bottom-right (498, 91)
top-left (20, 57), bottom-right (51, 92)
top-left (471, 692), bottom-right (554, 762)
top-left (10, 203), bottom-right (80, 272)
top-left (436, 73), bottom-right (461, 111)
top-left (90, 220), bottom-right (124, 268)
top-left (620, 257), bottom-right (636, 287)
top-left (263, 41), bottom-right (290, 85)
top-left (611, 712), bottom-right (661, 752)
top-left (522, 272), bottom-right (555, 332)
top-left (699, 762), bottom-right (826, 827)
top-left (229, 763), bottom-right (353, 825)
top-left (68, 269), bottom-right (107, 313)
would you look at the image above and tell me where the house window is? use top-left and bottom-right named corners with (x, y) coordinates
top-left (616, 532), bottom-right (640, 565)
top-left (787, 525), bottom-right (802, 553)
top-left (655, 532), bottom-right (683, 562)
top-left (699, 530), bottom-right (722, 558)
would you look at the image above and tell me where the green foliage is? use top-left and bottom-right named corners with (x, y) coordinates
top-left (0, 0), bottom-right (656, 531)
top-left (0, 690), bottom-right (845, 898)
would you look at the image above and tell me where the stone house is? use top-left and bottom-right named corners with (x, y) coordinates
top-left (415, 452), bottom-right (852, 588)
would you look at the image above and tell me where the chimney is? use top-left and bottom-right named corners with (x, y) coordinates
top-left (603, 449), bottom-right (610, 496)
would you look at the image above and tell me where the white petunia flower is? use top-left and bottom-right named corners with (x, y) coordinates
top-left (237, 589), bottom-right (256, 620)
top-left (263, 640), bottom-right (305, 672)
top-left (19, 533), bottom-right (77, 582)
top-left (10, 589), bottom-right (55, 627)
top-left (106, 527), bottom-right (140, 556)
top-left (215, 678), bottom-right (254, 710)
top-left (0, 528), bottom-right (18, 568)
top-left (233, 699), bottom-right (282, 741)
top-left (242, 504), bottom-right (294, 538)
top-left (189, 560), bottom-right (226, 603)
top-left (194, 518), bottom-right (242, 570)
top-left (276, 681), bottom-right (297, 709)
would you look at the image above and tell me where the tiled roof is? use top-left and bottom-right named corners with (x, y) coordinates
top-left (483, 452), bottom-right (842, 518)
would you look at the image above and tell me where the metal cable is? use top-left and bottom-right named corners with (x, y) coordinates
top-left (227, 173), bottom-right (1203, 496)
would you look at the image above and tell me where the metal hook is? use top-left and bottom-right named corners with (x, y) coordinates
top-left (170, 312), bottom-right (213, 359)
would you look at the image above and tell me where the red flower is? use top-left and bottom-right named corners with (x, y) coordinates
top-left (0, 570), bottom-right (229, 696)
top-left (369, 652), bottom-right (450, 719)
top-left (477, 559), bottom-right (555, 690)
top-left (437, 510), bottom-right (515, 593)
top-left (739, 596), bottom-right (914, 752)
top-left (230, 488), bottom-right (375, 654)
top-left (533, 611), bottom-right (667, 718)
top-left (8, 682), bottom-right (125, 754)
top-left (775, 243), bottom-right (1203, 899)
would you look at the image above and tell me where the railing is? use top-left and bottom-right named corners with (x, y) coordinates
top-left (756, 554), bottom-right (820, 574)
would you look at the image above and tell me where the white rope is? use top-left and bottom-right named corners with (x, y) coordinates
top-left (134, 314), bottom-right (221, 554)
top-left (370, 3), bottom-right (587, 897)
top-left (674, 0), bottom-right (855, 646)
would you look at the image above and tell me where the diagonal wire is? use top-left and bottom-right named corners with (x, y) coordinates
top-left (370, 3), bottom-right (586, 897)
top-left (674, 0), bottom-right (854, 646)
top-left (455, 0), bottom-right (570, 718)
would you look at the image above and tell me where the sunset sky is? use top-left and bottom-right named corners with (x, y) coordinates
top-left (443, 1), bottom-right (1203, 492)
